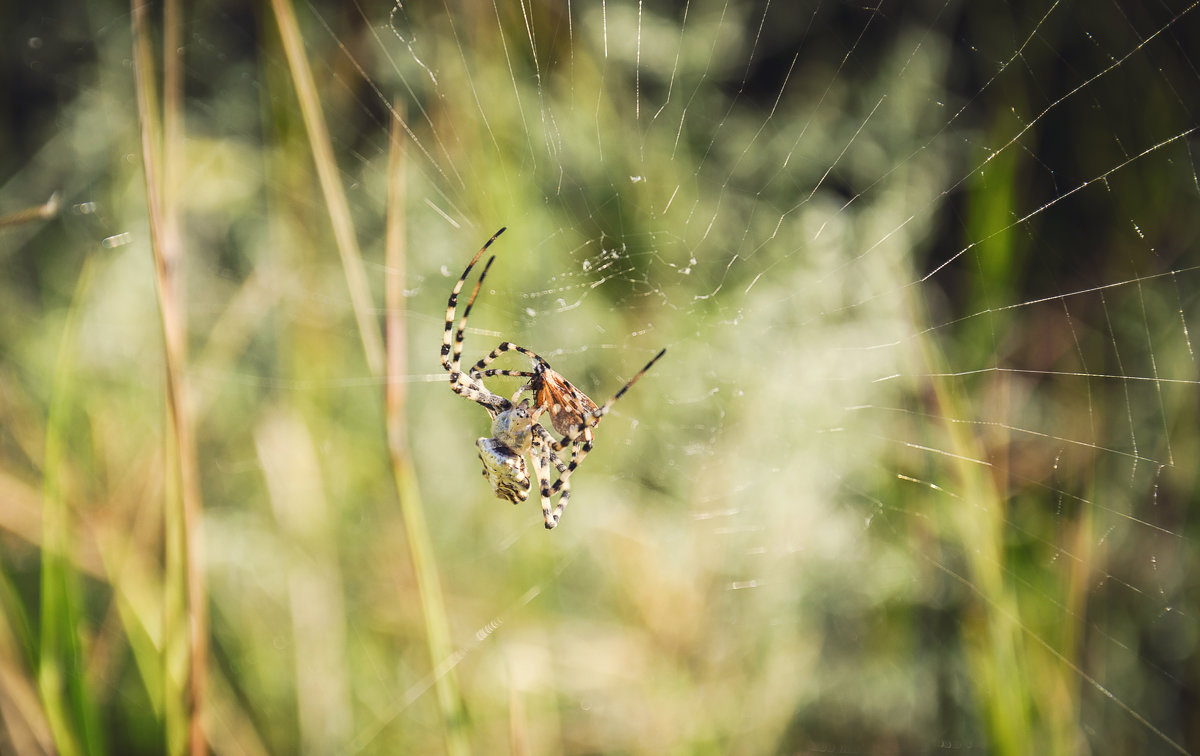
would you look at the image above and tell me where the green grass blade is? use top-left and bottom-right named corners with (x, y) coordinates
top-left (270, 0), bottom-right (386, 376)
top-left (384, 102), bottom-right (471, 756)
top-left (130, 1), bottom-right (207, 752)
top-left (39, 256), bottom-right (105, 756)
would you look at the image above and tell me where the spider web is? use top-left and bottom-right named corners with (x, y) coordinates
top-left (5, 0), bottom-right (1200, 753)
top-left (278, 1), bottom-right (1200, 750)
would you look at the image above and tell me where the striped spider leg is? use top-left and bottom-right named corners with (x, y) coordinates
top-left (441, 228), bottom-right (576, 526)
top-left (443, 227), bottom-right (666, 529)
top-left (441, 226), bottom-right (508, 413)
top-left (535, 348), bottom-right (666, 527)
top-left (469, 344), bottom-right (600, 442)
top-left (474, 343), bottom-right (667, 528)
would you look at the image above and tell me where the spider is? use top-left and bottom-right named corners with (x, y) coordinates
top-left (441, 226), bottom-right (666, 529)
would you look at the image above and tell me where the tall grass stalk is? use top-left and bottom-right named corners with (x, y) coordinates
top-left (0, 568), bottom-right (52, 753)
top-left (923, 364), bottom-right (1035, 754)
top-left (131, 2), bottom-right (207, 753)
top-left (384, 102), bottom-right (471, 756)
top-left (269, 0), bottom-right (385, 375)
top-left (256, 412), bottom-right (353, 753)
top-left (38, 257), bottom-right (102, 756)
top-left (911, 291), bottom-right (1078, 752)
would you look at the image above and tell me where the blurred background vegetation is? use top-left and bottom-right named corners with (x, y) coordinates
top-left (2, 0), bottom-right (1200, 754)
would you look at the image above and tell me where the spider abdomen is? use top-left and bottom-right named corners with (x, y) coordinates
top-left (476, 437), bottom-right (531, 503)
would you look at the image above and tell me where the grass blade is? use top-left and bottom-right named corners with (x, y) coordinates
top-left (38, 257), bottom-right (103, 756)
top-left (270, 0), bottom-right (386, 376)
top-left (130, 2), bottom-right (207, 753)
top-left (384, 102), bottom-right (470, 756)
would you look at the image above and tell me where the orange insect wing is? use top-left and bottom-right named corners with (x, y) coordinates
top-left (536, 368), bottom-right (598, 437)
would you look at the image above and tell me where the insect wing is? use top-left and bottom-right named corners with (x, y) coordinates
top-left (537, 368), bottom-right (599, 437)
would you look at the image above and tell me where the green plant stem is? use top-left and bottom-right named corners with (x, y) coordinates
top-left (384, 102), bottom-right (470, 756)
top-left (39, 256), bottom-right (104, 756)
top-left (270, 0), bottom-right (385, 376)
top-left (131, 2), bottom-right (207, 753)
